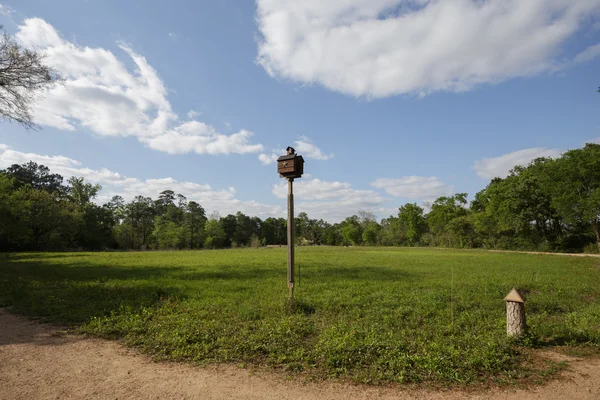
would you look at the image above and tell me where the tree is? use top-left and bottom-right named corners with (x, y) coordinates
top-left (341, 215), bottom-right (363, 245)
top-left (185, 201), bottom-right (206, 249)
top-left (294, 212), bottom-right (310, 243)
top-left (125, 196), bottom-right (155, 249)
top-left (234, 212), bottom-right (258, 246)
top-left (397, 203), bottom-right (427, 245)
top-left (10, 185), bottom-right (74, 250)
top-left (5, 161), bottom-right (65, 194)
top-left (153, 217), bottom-right (184, 249)
top-left (361, 222), bottom-right (380, 246)
top-left (155, 190), bottom-right (176, 216)
top-left (219, 214), bottom-right (237, 247)
top-left (68, 177), bottom-right (101, 207)
top-left (105, 195), bottom-right (125, 224)
top-left (262, 217), bottom-right (286, 245)
top-left (427, 194), bottom-right (469, 247)
top-left (205, 217), bottom-right (227, 249)
top-left (0, 33), bottom-right (60, 129)
top-left (546, 143), bottom-right (600, 251)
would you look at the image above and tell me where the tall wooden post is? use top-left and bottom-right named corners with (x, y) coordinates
top-left (287, 178), bottom-right (295, 299)
top-left (277, 146), bottom-right (303, 301)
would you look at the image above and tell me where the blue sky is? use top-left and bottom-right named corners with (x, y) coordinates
top-left (1, 0), bottom-right (599, 222)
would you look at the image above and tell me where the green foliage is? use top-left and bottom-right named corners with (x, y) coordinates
top-left (2, 143), bottom-right (600, 253)
top-left (397, 203), bottom-right (427, 245)
top-left (545, 144), bottom-right (600, 252)
top-left (154, 217), bottom-right (186, 249)
top-left (341, 216), bottom-right (363, 245)
top-left (427, 194), bottom-right (469, 247)
top-left (1, 248), bottom-right (599, 384)
top-left (204, 218), bottom-right (227, 249)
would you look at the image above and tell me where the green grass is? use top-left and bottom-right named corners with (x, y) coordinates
top-left (1, 247), bottom-right (599, 384)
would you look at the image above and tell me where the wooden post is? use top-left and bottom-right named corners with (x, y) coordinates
top-left (277, 147), bottom-right (303, 300)
top-left (287, 178), bottom-right (295, 300)
top-left (504, 288), bottom-right (526, 337)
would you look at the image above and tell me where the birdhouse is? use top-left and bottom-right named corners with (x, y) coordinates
top-left (277, 146), bottom-right (304, 179)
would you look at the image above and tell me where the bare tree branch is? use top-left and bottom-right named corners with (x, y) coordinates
top-left (0, 32), bottom-right (61, 130)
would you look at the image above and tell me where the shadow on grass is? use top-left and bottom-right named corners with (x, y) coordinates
top-left (0, 257), bottom-right (189, 329)
top-left (0, 255), bottom-right (416, 345)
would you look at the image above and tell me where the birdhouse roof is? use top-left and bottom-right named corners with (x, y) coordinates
top-left (277, 154), bottom-right (304, 162)
top-left (277, 154), bottom-right (296, 161)
top-left (503, 288), bottom-right (525, 303)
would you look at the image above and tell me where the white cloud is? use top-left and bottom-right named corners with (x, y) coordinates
top-left (143, 122), bottom-right (263, 155)
top-left (15, 18), bottom-right (263, 155)
top-left (273, 177), bottom-right (387, 221)
top-left (259, 137), bottom-right (332, 165)
top-left (168, 32), bottom-right (178, 41)
top-left (473, 148), bottom-right (562, 179)
top-left (0, 144), bottom-right (282, 218)
top-left (256, 0), bottom-right (600, 98)
top-left (371, 176), bottom-right (453, 200)
top-left (258, 152), bottom-right (281, 165)
top-left (571, 43), bottom-right (600, 66)
top-left (187, 110), bottom-right (200, 119)
top-left (294, 136), bottom-right (333, 160)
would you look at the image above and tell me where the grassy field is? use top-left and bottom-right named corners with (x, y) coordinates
top-left (1, 247), bottom-right (599, 384)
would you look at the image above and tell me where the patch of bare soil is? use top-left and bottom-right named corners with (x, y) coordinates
top-left (1, 308), bottom-right (599, 400)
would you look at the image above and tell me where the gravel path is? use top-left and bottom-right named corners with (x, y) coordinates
top-left (1, 308), bottom-right (598, 400)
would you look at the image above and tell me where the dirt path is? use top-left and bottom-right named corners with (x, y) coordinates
top-left (484, 249), bottom-right (600, 257)
top-left (1, 309), bottom-right (599, 400)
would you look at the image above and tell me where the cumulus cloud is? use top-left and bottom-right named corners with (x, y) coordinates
top-left (273, 177), bottom-right (387, 221)
top-left (0, 144), bottom-right (282, 218)
top-left (15, 18), bottom-right (263, 155)
top-left (258, 152), bottom-right (281, 165)
top-left (259, 136), bottom-right (332, 165)
top-left (294, 136), bottom-right (333, 160)
top-left (187, 110), bottom-right (200, 119)
top-left (371, 176), bottom-right (454, 200)
top-left (256, 0), bottom-right (600, 98)
top-left (473, 148), bottom-right (562, 179)
top-left (143, 121), bottom-right (263, 155)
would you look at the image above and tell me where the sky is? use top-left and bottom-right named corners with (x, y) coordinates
top-left (0, 0), bottom-right (599, 222)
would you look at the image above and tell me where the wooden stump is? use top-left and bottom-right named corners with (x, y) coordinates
top-left (506, 301), bottom-right (526, 337)
top-left (504, 288), bottom-right (526, 337)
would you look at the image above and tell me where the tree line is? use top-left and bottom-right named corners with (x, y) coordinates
top-left (1, 143), bottom-right (599, 253)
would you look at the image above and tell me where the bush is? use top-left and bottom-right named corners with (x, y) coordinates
top-left (583, 243), bottom-right (599, 254)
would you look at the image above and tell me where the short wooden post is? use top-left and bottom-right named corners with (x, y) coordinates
top-left (504, 288), bottom-right (526, 337)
